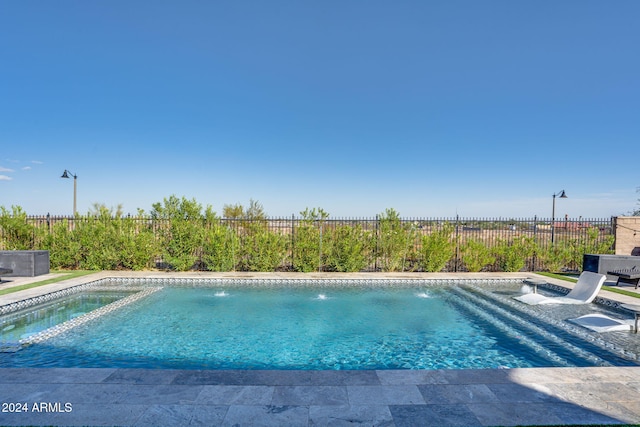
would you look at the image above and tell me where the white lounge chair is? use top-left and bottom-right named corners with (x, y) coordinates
top-left (514, 271), bottom-right (606, 305)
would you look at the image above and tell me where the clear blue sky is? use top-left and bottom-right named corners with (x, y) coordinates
top-left (1, 1), bottom-right (638, 218)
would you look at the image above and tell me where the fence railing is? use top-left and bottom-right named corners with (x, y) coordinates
top-left (0, 214), bottom-right (616, 272)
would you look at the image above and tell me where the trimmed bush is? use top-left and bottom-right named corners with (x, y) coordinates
top-left (418, 223), bottom-right (455, 272)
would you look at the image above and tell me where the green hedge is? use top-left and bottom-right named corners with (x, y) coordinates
top-left (0, 198), bottom-right (614, 272)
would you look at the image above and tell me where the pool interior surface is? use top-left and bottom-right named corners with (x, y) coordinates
top-left (1, 280), bottom-right (639, 370)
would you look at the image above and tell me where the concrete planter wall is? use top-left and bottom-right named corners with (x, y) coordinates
top-left (0, 250), bottom-right (50, 277)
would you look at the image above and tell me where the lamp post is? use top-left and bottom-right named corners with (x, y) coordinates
top-left (551, 190), bottom-right (567, 244)
top-left (61, 170), bottom-right (77, 215)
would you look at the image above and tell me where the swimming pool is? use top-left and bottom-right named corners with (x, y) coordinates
top-left (1, 278), bottom-right (638, 370)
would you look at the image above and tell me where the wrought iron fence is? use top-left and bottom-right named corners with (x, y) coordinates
top-left (0, 214), bottom-right (616, 272)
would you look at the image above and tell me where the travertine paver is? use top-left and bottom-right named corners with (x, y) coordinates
top-left (417, 383), bottom-right (500, 404)
top-left (135, 404), bottom-right (228, 427)
top-left (271, 385), bottom-right (349, 406)
top-left (222, 404), bottom-right (309, 426)
top-left (347, 385), bottom-right (425, 405)
top-left (308, 404), bottom-right (394, 426)
top-left (389, 403), bottom-right (485, 427)
top-left (196, 385), bottom-right (275, 405)
top-left (0, 367), bottom-right (639, 426)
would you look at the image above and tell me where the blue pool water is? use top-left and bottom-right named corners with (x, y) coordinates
top-left (0, 280), bottom-right (637, 370)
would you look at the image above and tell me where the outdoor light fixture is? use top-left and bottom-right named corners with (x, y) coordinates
top-left (551, 190), bottom-right (567, 244)
top-left (61, 170), bottom-right (77, 215)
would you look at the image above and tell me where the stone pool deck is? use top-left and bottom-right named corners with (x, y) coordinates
top-left (1, 271), bottom-right (640, 426)
top-left (1, 366), bottom-right (640, 426)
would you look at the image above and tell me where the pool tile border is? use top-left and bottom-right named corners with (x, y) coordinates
top-left (102, 276), bottom-right (525, 290)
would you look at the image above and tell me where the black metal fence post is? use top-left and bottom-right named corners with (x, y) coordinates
top-left (374, 214), bottom-right (379, 271)
top-left (532, 215), bottom-right (537, 271)
top-left (290, 213), bottom-right (295, 271)
top-left (455, 214), bottom-right (460, 272)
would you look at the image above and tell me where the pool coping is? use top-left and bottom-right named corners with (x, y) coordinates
top-left (1, 272), bottom-right (640, 426)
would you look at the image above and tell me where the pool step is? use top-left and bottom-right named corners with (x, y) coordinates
top-left (464, 283), bottom-right (639, 363)
top-left (448, 285), bottom-right (613, 367)
top-left (446, 286), bottom-right (576, 367)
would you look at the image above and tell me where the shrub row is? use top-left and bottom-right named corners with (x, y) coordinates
top-left (0, 199), bottom-right (614, 272)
